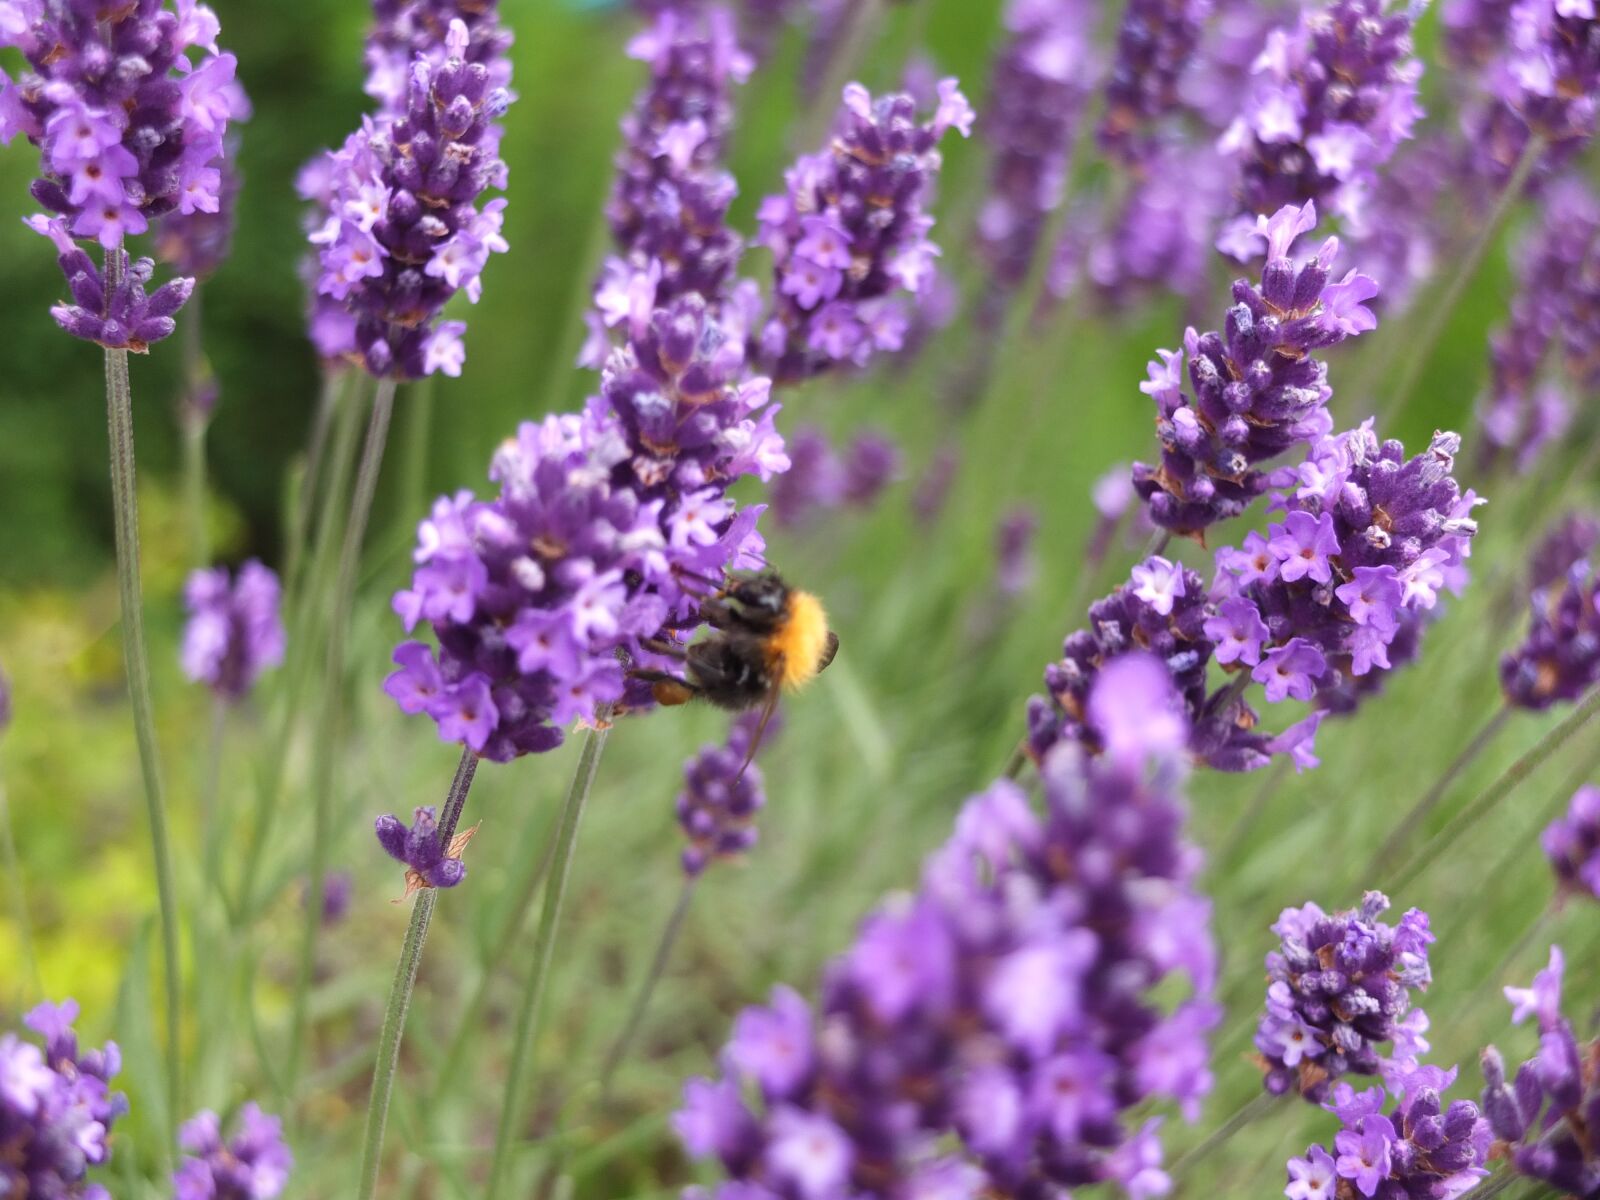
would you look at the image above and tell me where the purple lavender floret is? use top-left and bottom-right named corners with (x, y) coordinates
top-left (973, 0), bottom-right (1094, 314)
top-left (1255, 891), bottom-right (1434, 1101)
top-left (1442, 0), bottom-right (1518, 70)
top-left (1211, 421), bottom-right (1481, 714)
top-left (1286, 1064), bottom-right (1490, 1200)
top-left (1027, 556), bottom-right (1278, 771)
top-left (678, 710), bottom-right (772, 876)
top-left (0, 999), bottom-right (126, 1198)
top-left (1131, 201), bottom-right (1380, 538)
top-left (586, 7), bottom-right (751, 363)
top-left (755, 79), bottom-right (973, 382)
top-left (374, 805), bottom-right (468, 890)
top-left (1528, 511), bottom-right (1599, 591)
top-left (768, 426), bottom-right (900, 525)
top-left (996, 505), bottom-right (1038, 597)
top-left (678, 655), bottom-right (1218, 1199)
top-left (171, 1103), bottom-right (293, 1200)
top-left (1, 0), bottom-right (245, 346)
top-left (156, 153), bottom-right (245, 281)
top-left (1500, 556), bottom-right (1600, 711)
top-left (1543, 785), bottom-right (1600, 902)
top-left (1099, 0), bottom-right (1213, 166)
top-left (365, 0), bottom-right (515, 113)
top-left (387, 294), bottom-right (787, 760)
top-left (1478, 179), bottom-right (1600, 470)
top-left (1481, 946), bottom-right (1600, 1196)
top-left (1494, 0), bottom-right (1600, 147)
top-left (1217, 0), bottom-right (1422, 247)
top-left (180, 560), bottom-right (286, 702)
top-left (302, 16), bottom-right (512, 379)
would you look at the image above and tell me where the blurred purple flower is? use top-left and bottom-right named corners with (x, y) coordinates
top-left (678, 710), bottom-right (772, 876)
top-left (1501, 554), bottom-right (1600, 710)
top-left (172, 1103), bottom-right (292, 1200)
top-left (181, 561), bottom-right (286, 703)
top-left (1543, 785), bottom-right (1600, 902)
top-left (1098, 0), bottom-right (1212, 166)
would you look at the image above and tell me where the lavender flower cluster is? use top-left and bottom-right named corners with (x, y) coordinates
top-left (584, 5), bottom-right (751, 365)
top-left (302, 13), bottom-right (512, 378)
top-left (1480, 946), bottom-right (1600, 1196)
top-left (1494, 0), bottom-right (1600, 147)
top-left (364, 0), bottom-right (515, 112)
top-left (1131, 202), bottom-right (1380, 537)
top-left (754, 79), bottom-right (973, 382)
top-left (678, 655), bottom-right (1218, 1199)
top-left (386, 293), bottom-right (787, 760)
top-left (172, 1103), bottom-right (293, 1200)
top-left (766, 426), bottom-right (900, 526)
top-left (972, 0), bottom-right (1094, 309)
top-left (0, 1000), bottom-right (125, 1198)
top-left (1500, 547), bottom-right (1600, 710)
top-left (677, 709), bottom-right (770, 876)
top-left (1255, 892), bottom-right (1434, 1100)
top-left (1544, 785), bottom-right (1600, 903)
top-left (1477, 177), bottom-right (1600, 470)
top-left (1217, 0), bottom-right (1422, 251)
top-left (1098, 0), bottom-right (1211, 166)
top-left (1284, 1065), bottom-right (1490, 1200)
top-left (2, 0), bottom-right (246, 348)
top-left (181, 560), bottom-right (286, 702)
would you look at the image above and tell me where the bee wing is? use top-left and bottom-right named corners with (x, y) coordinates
top-left (817, 631), bottom-right (840, 674)
top-left (735, 687), bottom-right (782, 784)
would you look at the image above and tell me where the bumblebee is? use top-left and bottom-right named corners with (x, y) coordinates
top-left (635, 570), bottom-right (838, 762)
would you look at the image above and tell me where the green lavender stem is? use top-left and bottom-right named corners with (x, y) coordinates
top-left (200, 698), bottom-right (227, 909)
top-left (1169, 1091), bottom-right (1279, 1176)
top-left (354, 747), bottom-right (478, 1200)
top-left (486, 716), bottom-right (615, 1200)
top-left (284, 370), bottom-right (347, 600)
top-left (1371, 704), bottom-right (1512, 876)
top-left (288, 376), bottom-right (397, 1087)
top-left (1384, 137), bottom-right (1544, 428)
top-left (1388, 686), bottom-right (1600, 891)
top-left (599, 876), bottom-right (696, 1101)
top-left (103, 243), bottom-right (182, 1136)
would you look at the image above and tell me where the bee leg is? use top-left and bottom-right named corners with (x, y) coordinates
top-left (698, 596), bottom-right (741, 631)
top-left (640, 636), bottom-right (689, 661)
top-left (816, 631), bottom-right (840, 674)
top-left (629, 668), bottom-right (698, 707)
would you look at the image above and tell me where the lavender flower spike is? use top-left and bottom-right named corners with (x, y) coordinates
top-left (1256, 891), bottom-right (1435, 1101)
top-left (678, 710), bottom-right (773, 876)
top-left (678, 654), bottom-right (1218, 1198)
top-left (172, 1103), bottom-right (293, 1200)
top-left (0, 999), bottom-right (127, 1198)
top-left (1098, 0), bottom-right (1212, 166)
top-left (365, 0), bottom-right (515, 113)
top-left (1500, 553), bottom-right (1600, 710)
top-left (1286, 1063), bottom-right (1489, 1200)
top-left (755, 78), bottom-right (973, 382)
top-left (1131, 201), bottom-right (1380, 538)
top-left (181, 561), bottom-right (286, 702)
top-left (1, 0), bottom-right (246, 347)
top-left (1543, 785), bottom-right (1600, 903)
top-left (1481, 946), bottom-right (1600, 1196)
top-left (303, 14), bottom-right (512, 378)
top-left (973, 0), bottom-right (1094, 314)
top-left (1217, 0), bottom-right (1423, 250)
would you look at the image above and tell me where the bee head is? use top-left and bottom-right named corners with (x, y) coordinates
top-left (718, 570), bottom-right (789, 624)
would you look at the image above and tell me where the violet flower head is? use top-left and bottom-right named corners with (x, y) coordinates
top-left (1212, 421), bottom-right (1482, 712)
top-left (304, 871), bottom-right (353, 926)
top-left (678, 657), bottom-right (1218, 1197)
top-left (995, 506), bottom-right (1038, 598)
top-left (1543, 785), bottom-right (1600, 902)
top-left (756, 78), bottom-right (973, 382)
top-left (1494, 0), bottom-right (1600, 147)
top-left (1131, 201), bottom-right (1381, 537)
top-left (973, 0), bottom-right (1094, 310)
top-left (587, 5), bottom-right (751, 363)
top-left (1478, 178), bottom-right (1600, 471)
top-left (2, 0), bottom-right (246, 346)
top-left (0, 999), bottom-right (127, 1198)
top-left (374, 805), bottom-right (471, 891)
top-left (1529, 512), bottom-right (1600, 591)
top-left (1256, 892), bottom-right (1435, 1101)
top-left (387, 293), bottom-right (786, 760)
top-left (1500, 555), bottom-right (1600, 711)
top-left (1217, 0), bottom-right (1423, 246)
top-left (365, 0), bottom-right (515, 113)
top-left (1098, 0), bottom-right (1213, 166)
top-left (768, 427), bottom-right (900, 526)
top-left (156, 151), bottom-right (245, 281)
top-left (678, 710), bottom-right (773, 876)
top-left (303, 15), bottom-right (513, 379)
top-left (172, 1103), bottom-right (293, 1200)
top-left (1288, 1065), bottom-right (1490, 1200)
top-left (1481, 946), bottom-right (1600, 1196)
top-left (180, 560), bottom-right (286, 703)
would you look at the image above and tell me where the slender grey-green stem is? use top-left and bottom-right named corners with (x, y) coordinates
top-left (200, 698), bottom-right (228, 908)
top-left (1146, 528), bottom-right (1172, 558)
top-left (798, 0), bottom-right (885, 149)
top-left (287, 376), bottom-right (397, 1088)
top-left (485, 716), bottom-right (615, 1200)
top-left (284, 369), bottom-right (347, 600)
top-left (354, 746), bottom-right (478, 1200)
top-left (103, 243), bottom-right (182, 1137)
top-left (0, 771), bottom-right (41, 996)
top-left (1371, 704), bottom-right (1513, 875)
top-left (235, 382), bottom-right (363, 920)
top-left (1169, 1091), bottom-right (1279, 1177)
top-left (1383, 137), bottom-right (1545, 428)
top-left (599, 876), bottom-right (697, 1101)
top-left (397, 375), bottom-right (435, 539)
top-left (1388, 685), bottom-right (1600, 891)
